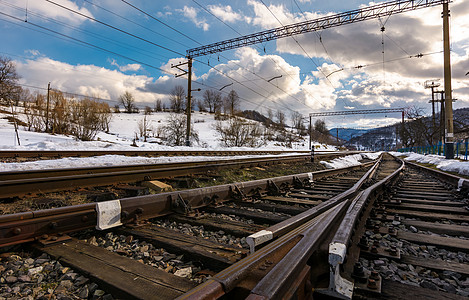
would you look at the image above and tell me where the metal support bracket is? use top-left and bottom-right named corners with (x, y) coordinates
top-left (172, 194), bottom-right (192, 214)
top-left (231, 185), bottom-right (246, 201)
top-left (267, 180), bottom-right (281, 196)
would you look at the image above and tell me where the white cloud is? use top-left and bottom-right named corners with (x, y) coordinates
top-left (207, 5), bottom-right (242, 23)
top-left (177, 6), bottom-right (209, 31)
top-left (16, 57), bottom-right (163, 105)
top-left (109, 59), bottom-right (141, 72)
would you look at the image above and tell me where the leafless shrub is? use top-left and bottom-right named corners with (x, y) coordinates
top-left (162, 113), bottom-right (198, 146)
top-left (214, 117), bottom-right (263, 147)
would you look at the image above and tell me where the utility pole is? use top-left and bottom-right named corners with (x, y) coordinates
top-left (442, 1), bottom-right (454, 158)
top-left (46, 82), bottom-right (50, 132)
top-left (336, 128), bottom-right (339, 145)
top-left (171, 59), bottom-right (199, 147)
top-left (309, 115), bottom-right (312, 150)
top-left (425, 80), bottom-right (440, 145)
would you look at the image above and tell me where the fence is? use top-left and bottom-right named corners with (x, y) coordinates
top-left (398, 139), bottom-right (469, 161)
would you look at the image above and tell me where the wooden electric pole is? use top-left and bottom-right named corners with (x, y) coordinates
top-left (46, 82), bottom-right (51, 132)
top-left (442, 1), bottom-right (454, 158)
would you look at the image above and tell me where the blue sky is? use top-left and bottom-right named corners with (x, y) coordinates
top-left (1, 0), bottom-right (469, 129)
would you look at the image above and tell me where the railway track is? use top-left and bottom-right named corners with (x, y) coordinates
top-left (0, 151), bottom-right (357, 200)
top-left (0, 153), bottom-right (467, 299)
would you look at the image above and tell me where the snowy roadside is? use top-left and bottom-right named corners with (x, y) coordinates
top-left (0, 153), bottom-right (307, 172)
top-left (320, 152), bottom-right (382, 169)
top-left (389, 152), bottom-right (469, 177)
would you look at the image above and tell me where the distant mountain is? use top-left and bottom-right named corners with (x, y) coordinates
top-left (329, 128), bottom-right (369, 141)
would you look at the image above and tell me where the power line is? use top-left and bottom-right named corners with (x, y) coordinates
top-left (191, 0), bottom-right (324, 110)
top-left (83, 0), bottom-right (191, 49)
top-left (45, 0), bottom-right (185, 57)
top-left (259, 0), bottom-right (333, 87)
top-left (0, 12), bottom-right (174, 75)
top-left (0, 0), bottom-right (174, 63)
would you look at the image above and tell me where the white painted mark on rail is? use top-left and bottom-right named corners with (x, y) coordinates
top-left (246, 230), bottom-right (273, 254)
top-left (96, 200), bottom-right (123, 230)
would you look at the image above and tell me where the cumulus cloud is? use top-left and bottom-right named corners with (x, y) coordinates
top-left (207, 5), bottom-right (243, 23)
top-left (177, 6), bottom-right (209, 31)
top-left (109, 59), bottom-right (141, 72)
top-left (15, 56), bottom-right (163, 105)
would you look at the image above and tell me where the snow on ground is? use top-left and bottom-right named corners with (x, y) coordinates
top-left (0, 107), bottom-right (340, 170)
top-left (0, 154), bottom-right (307, 172)
top-left (389, 152), bottom-right (469, 176)
top-left (0, 109), bottom-right (336, 152)
top-left (320, 154), bottom-right (365, 169)
top-left (320, 152), bottom-right (382, 169)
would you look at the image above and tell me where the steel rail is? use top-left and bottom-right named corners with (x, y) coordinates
top-left (324, 155), bottom-right (405, 299)
top-left (0, 162), bottom-right (374, 248)
top-left (0, 155), bottom-right (311, 198)
top-left (0, 152), bottom-right (366, 199)
top-left (0, 154), bottom-right (311, 181)
top-left (404, 160), bottom-right (469, 192)
top-left (0, 149), bottom-right (313, 159)
top-left (246, 155), bottom-right (383, 252)
top-left (177, 157), bottom-right (383, 299)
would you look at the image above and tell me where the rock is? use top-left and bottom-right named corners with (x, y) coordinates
top-left (94, 290), bottom-right (106, 297)
top-left (35, 259), bottom-right (49, 265)
top-left (443, 283), bottom-right (457, 293)
top-left (75, 276), bottom-right (89, 286)
top-left (78, 286), bottom-right (89, 298)
top-left (89, 236), bottom-right (98, 246)
top-left (420, 280), bottom-right (438, 290)
top-left (409, 226), bottom-right (418, 233)
top-left (374, 260), bottom-right (386, 267)
top-left (59, 280), bottom-right (73, 289)
top-left (443, 270), bottom-right (461, 279)
top-left (5, 276), bottom-right (17, 283)
top-left (18, 275), bottom-right (31, 282)
top-left (28, 266), bottom-right (43, 276)
top-left (174, 267), bottom-right (192, 278)
top-left (153, 256), bottom-right (164, 262)
top-left (103, 294), bottom-right (114, 300)
top-left (25, 258), bottom-right (35, 265)
top-left (88, 282), bottom-right (99, 294)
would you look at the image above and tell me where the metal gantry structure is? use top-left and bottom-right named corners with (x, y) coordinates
top-left (181, 0), bottom-right (454, 157)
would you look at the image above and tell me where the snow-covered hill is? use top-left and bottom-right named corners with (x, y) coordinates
top-left (0, 106), bottom-right (336, 152)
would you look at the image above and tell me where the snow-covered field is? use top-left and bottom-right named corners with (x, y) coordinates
top-left (0, 107), bottom-right (340, 171)
top-left (391, 152), bottom-right (469, 177)
top-left (0, 109), bottom-right (334, 152)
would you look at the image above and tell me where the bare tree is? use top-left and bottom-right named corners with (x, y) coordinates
top-left (214, 117), bottom-right (262, 147)
top-left (276, 110), bottom-right (286, 129)
top-left (224, 90), bottom-right (240, 117)
top-left (0, 56), bottom-right (21, 104)
top-left (169, 85), bottom-right (186, 113)
top-left (137, 114), bottom-right (151, 142)
top-left (314, 119), bottom-right (328, 135)
top-left (119, 91), bottom-right (136, 113)
top-left (197, 99), bottom-right (206, 112)
top-left (291, 111), bottom-right (306, 133)
top-left (203, 89), bottom-right (222, 113)
top-left (154, 99), bottom-right (162, 112)
top-left (163, 113), bottom-right (198, 146)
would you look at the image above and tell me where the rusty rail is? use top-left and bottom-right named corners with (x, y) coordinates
top-left (0, 162), bottom-right (374, 248)
top-left (177, 156), bottom-right (384, 299)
